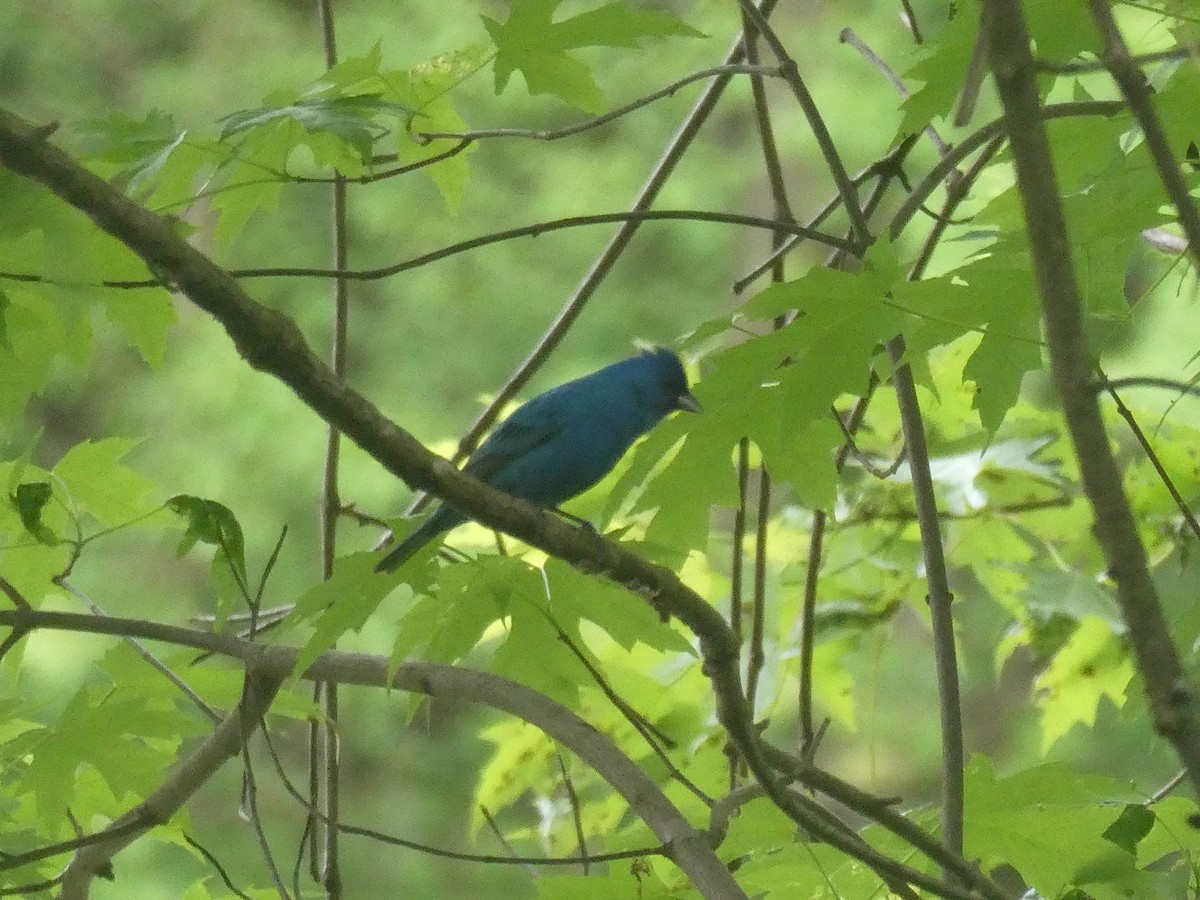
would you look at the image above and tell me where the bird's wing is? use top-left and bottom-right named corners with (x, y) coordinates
top-left (462, 391), bottom-right (571, 484)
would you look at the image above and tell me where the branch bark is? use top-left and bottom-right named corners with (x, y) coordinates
top-left (18, 609), bottom-right (746, 899)
top-left (985, 0), bottom-right (1200, 799)
top-left (0, 106), bottom-right (1008, 900)
top-left (60, 672), bottom-right (285, 898)
top-left (0, 606), bottom-right (1006, 900)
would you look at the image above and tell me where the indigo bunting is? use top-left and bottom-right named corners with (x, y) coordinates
top-left (375, 347), bottom-right (700, 572)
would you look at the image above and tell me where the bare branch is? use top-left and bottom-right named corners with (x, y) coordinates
top-left (733, 0), bottom-right (870, 245)
top-left (555, 754), bottom-right (589, 873)
top-left (413, 65), bottom-right (780, 143)
top-left (0, 209), bottom-right (851, 290)
top-left (182, 833), bottom-right (255, 900)
top-left (840, 27), bottom-right (950, 157)
top-left (886, 336), bottom-right (965, 865)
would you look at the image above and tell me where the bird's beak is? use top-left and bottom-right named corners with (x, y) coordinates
top-left (676, 390), bottom-right (702, 414)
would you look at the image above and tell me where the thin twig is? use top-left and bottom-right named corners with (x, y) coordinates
top-left (745, 470), bottom-right (770, 719)
top-left (1, 211), bottom-right (850, 290)
top-left (238, 704), bottom-right (291, 899)
top-left (400, 0), bottom-right (788, 527)
top-left (886, 336), bottom-right (964, 866)
top-left (314, 3), bottom-right (347, 892)
top-left (728, 438), bottom-right (751, 788)
top-left (550, 619), bottom-right (711, 804)
top-left (1100, 375), bottom-right (1200, 399)
top-left (479, 808), bottom-right (540, 876)
top-left (730, 437), bottom-right (751, 650)
top-left (555, 754), bottom-right (590, 873)
top-left (798, 394), bottom-right (875, 749)
top-left (1148, 769), bottom-right (1188, 803)
top-left (1102, 379), bottom-right (1200, 544)
top-left (183, 833), bottom-right (254, 900)
top-left (289, 138), bottom-right (471, 183)
top-left (734, 0), bottom-right (870, 246)
top-left (898, 0), bottom-right (923, 44)
top-left (840, 27), bottom-right (950, 157)
top-left (987, 0), bottom-right (1200, 802)
top-left (833, 406), bottom-right (907, 479)
top-left (953, 7), bottom-right (994, 128)
top-left (741, 20), bottom-right (795, 226)
top-left (414, 64), bottom-right (780, 143)
top-left (1089, 0), bottom-right (1200, 274)
top-left (4, 206), bottom-right (852, 290)
top-left (250, 525), bottom-right (289, 639)
top-left (292, 816), bottom-right (312, 898)
top-left (57, 580), bottom-right (221, 723)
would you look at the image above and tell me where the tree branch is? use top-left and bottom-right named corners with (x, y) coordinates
top-left (407, 0), bottom-right (787, 518)
top-left (0, 106), bottom-right (756, 896)
top-left (0, 607), bottom-right (745, 900)
top-left (59, 671), bottom-right (284, 898)
top-left (413, 64), bottom-right (780, 143)
top-left (1089, 0), bottom-right (1200, 272)
top-left (985, 0), bottom-right (1200, 801)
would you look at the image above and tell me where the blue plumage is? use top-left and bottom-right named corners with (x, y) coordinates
top-left (375, 347), bottom-right (700, 572)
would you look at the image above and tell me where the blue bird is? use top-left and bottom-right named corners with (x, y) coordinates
top-left (375, 347), bottom-right (700, 572)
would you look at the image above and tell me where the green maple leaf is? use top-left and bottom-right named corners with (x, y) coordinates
top-left (482, 0), bottom-right (703, 112)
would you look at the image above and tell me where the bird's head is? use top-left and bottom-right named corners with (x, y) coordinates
top-left (636, 347), bottom-right (702, 417)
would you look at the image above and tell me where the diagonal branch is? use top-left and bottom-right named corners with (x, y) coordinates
top-left (732, 0), bottom-right (870, 245)
top-left (0, 106), bottom-right (1013, 900)
top-left (1088, 0), bottom-right (1200, 271)
top-left (886, 336), bottom-right (964, 863)
top-left (413, 64), bottom-right (780, 143)
top-left (409, 0), bottom-right (786, 517)
top-left (985, 0), bottom-right (1200, 801)
top-left (59, 671), bottom-right (284, 898)
top-left (0, 606), bottom-right (1008, 900)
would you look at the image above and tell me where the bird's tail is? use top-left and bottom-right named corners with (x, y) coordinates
top-left (374, 511), bottom-right (454, 573)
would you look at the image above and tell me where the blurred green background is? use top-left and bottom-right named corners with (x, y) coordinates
top-left (4, 0), bottom-right (1198, 897)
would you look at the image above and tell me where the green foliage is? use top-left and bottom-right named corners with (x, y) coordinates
top-left (964, 757), bottom-right (1152, 896)
top-left (484, 0), bottom-right (703, 111)
top-left (4, 0), bottom-right (1200, 898)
